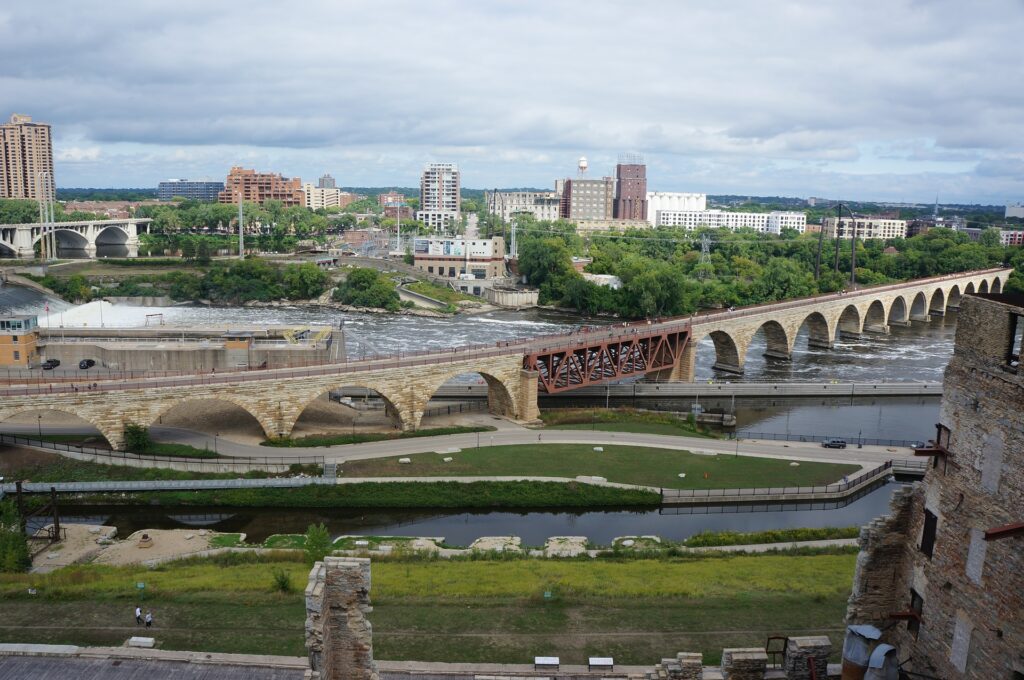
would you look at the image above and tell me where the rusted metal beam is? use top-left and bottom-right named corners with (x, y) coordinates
top-left (983, 522), bottom-right (1024, 541)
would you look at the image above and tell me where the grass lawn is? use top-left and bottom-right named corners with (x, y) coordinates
top-left (406, 280), bottom-right (479, 303)
top-left (339, 444), bottom-right (859, 490)
top-left (263, 425), bottom-right (495, 448)
top-left (541, 408), bottom-right (719, 439)
top-left (0, 552), bottom-right (856, 664)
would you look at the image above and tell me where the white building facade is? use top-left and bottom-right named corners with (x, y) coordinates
top-left (1006, 203), bottom-right (1024, 219)
top-left (655, 209), bottom-right (806, 234)
top-left (484, 191), bottom-right (561, 222)
top-left (645, 192), bottom-right (707, 224)
top-left (821, 217), bottom-right (908, 240)
top-left (418, 163), bottom-right (461, 231)
top-left (302, 185), bottom-right (358, 210)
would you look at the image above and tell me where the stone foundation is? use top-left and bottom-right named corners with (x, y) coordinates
top-left (305, 557), bottom-right (378, 680)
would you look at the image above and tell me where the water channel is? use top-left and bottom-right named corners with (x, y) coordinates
top-left (48, 481), bottom-right (904, 546)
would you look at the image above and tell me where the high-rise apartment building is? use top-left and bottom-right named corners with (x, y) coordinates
top-left (0, 114), bottom-right (54, 200)
top-left (417, 163), bottom-right (461, 230)
top-left (157, 179), bottom-right (225, 202)
top-left (318, 173), bottom-right (336, 189)
top-left (559, 177), bottom-right (615, 221)
top-left (217, 166), bottom-right (304, 207)
top-left (613, 155), bottom-right (647, 220)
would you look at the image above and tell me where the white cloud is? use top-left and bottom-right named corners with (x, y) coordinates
top-left (2, 0), bottom-right (1023, 202)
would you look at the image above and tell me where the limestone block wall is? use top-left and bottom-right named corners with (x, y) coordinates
top-left (305, 557), bottom-right (378, 680)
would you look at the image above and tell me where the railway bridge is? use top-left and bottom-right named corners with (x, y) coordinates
top-left (0, 268), bottom-right (1011, 448)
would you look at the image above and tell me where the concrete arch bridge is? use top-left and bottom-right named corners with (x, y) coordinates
top-left (0, 268), bottom-right (1011, 449)
top-left (0, 218), bottom-right (150, 259)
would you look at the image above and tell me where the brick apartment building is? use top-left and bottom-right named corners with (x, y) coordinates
top-left (218, 166), bottom-right (304, 207)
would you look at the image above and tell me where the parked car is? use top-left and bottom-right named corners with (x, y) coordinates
top-left (41, 359), bottom-right (61, 370)
top-left (909, 440), bottom-right (926, 449)
top-left (79, 359), bottom-right (96, 369)
top-left (821, 438), bottom-right (847, 449)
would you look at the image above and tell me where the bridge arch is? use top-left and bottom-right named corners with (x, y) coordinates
top-left (291, 383), bottom-right (406, 437)
top-left (0, 406), bottom-right (121, 450)
top-left (991, 277), bottom-right (1002, 294)
top-left (947, 285), bottom-right (962, 309)
top-left (978, 279), bottom-right (990, 294)
top-left (748, 320), bottom-right (792, 362)
top-left (147, 396), bottom-right (278, 441)
top-left (863, 300), bottom-right (887, 332)
top-left (416, 369), bottom-right (520, 431)
top-left (888, 296), bottom-right (909, 325)
top-left (964, 281), bottom-right (976, 295)
top-left (33, 228), bottom-right (89, 256)
top-left (704, 330), bottom-right (743, 375)
top-left (95, 225), bottom-right (130, 244)
top-left (929, 288), bottom-right (946, 315)
top-left (836, 304), bottom-right (862, 336)
top-left (798, 311), bottom-right (833, 349)
top-left (909, 292), bottom-right (929, 321)
top-left (0, 240), bottom-right (15, 258)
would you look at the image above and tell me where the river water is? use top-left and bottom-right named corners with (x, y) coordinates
top-left (52, 481), bottom-right (902, 545)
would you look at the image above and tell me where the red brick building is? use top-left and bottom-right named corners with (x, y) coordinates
top-left (218, 167), bottom-right (304, 207)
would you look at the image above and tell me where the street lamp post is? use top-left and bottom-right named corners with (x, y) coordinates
top-left (37, 415), bottom-right (42, 438)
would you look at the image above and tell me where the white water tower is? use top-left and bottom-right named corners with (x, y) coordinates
top-left (577, 156), bottom-right (588, 177)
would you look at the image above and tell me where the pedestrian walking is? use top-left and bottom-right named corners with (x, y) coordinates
top-left (145, 611), bottom-right (153, 628)
top-left (135, 605), bottom-right (142, 625)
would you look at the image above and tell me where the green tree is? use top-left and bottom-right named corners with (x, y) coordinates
top-left (304, 523), bottom-right (331, 565)
top-left (124, 423), bottom-right (152, 452)
top-left (0, 501), bottom-right (30, 573)
top-left (978, 227), bottom-right (1002, 248)
top-left (332, 268), bottom-right (401, 311)
top-left (281, 263), bottom-right (329, 300)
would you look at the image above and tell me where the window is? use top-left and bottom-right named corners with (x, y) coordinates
top-left (11, 335), bottom-right (17, 342)
top-left (921, 509), bottom-right (938, 558)
top-left (427, 266), bottom-right (433, 274)
top-left (13, 351), bottom-right (20, 361)
top-left (908, 589), bottom-right (923, 637)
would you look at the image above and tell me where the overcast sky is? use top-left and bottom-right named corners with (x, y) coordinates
top-left (2, 1), bottom-right (1022, 203)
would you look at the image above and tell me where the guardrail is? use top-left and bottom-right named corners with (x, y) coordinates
top-left (660, 460), bottom-right (902, 501)
top-left (0, 476), bottom-right (333, 495)
top-left (0, 433), bottom-right (324, 473)
top-left (733, 430), bottom-right (924, 448)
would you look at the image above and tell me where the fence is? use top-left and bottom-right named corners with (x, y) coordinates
top-left (421, 401), bottom-right (488, 418)
top-left (0, 433), bottom-right (323, 473)
top-left (660, 460), bottom-right (897, 501)
top-left (733, 430), bottom-right (924, 448)
top-left (1, 476), bottom-right (334, 496)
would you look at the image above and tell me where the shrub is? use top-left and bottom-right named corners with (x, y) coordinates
top-left (0, 501), bottom-right (31, 573)
top-left (123, 423), bottom-right (152, 453)
top-left (271, 567), bottom-right (293, 593)
top-left (304, 523), bottom-right (332, 565)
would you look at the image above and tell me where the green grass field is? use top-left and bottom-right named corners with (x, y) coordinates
top-left (0, 552), bottom-right (856, 664)
top-left (541, 408), bottom-right (719, 439)
top-left (339, 444), bottom-right (858, 489)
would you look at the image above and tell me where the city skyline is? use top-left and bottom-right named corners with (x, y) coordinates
top-left (2, 1), bottom-right (1023, 204)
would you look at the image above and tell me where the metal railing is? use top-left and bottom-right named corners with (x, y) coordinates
top-left (0, 433), bottom-right (324, 471)
top-left (421, 400), bottom-right (487, 418)
top-left (660, 460), bottom-right (897, 500)
top-left (1, 476), bottom-right (333, 495)
top-left (734, 430), bottom-right (924, 448)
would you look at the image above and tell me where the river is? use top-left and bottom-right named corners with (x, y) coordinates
top-left (49, 480), bottom-right (902, 545)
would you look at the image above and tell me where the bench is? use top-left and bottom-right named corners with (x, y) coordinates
top-left (534, 656), bottom-right (559, 671)
top-left (588, 657), bottom-right (614, 672)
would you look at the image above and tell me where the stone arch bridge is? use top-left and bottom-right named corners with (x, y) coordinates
top-left (0, 268), bottom-right (1011, 449)
top-left (0, 218), bottom-right (150, 259)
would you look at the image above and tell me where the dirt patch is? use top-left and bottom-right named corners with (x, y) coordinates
top-left (30, 524), bottom-right (117, 573)
top-left (93, 529), bottom-right (215, 566)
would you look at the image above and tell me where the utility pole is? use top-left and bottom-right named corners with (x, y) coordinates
top-left (850, 218), bottom-right (858, 288)
top-left (833, 202), bottom-right (843, 273)
top-left (238, 192), bottom-right (244, 258)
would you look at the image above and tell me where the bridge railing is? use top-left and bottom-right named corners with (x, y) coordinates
top-left (732, 430), bottom-right (925, 448)
top-left (660, 460), bottom-right (897, 500)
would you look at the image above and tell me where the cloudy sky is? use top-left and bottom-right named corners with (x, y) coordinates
top-left (2, 1), bottom-right (1022, 203)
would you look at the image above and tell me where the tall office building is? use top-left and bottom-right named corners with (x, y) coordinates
top-left (318, 173), bottom-right (336, 189)
top-left (0, 114), bottom-right (54, 200)
top-left (559, 177), bottom-right (615, 221)
top-left (417, 163), bottom-right (461, 230)
top-left (217, 166), bottom-right (304, 207)
top-left (613, 154), bottom-right (647, 220)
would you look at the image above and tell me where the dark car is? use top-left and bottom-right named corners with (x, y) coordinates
top-left (41, 359), bottom-right (61, 370)
top-left (821, 438), bottom-right (847, 449)
top-left (79, 359), bottom-right (96, 369)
